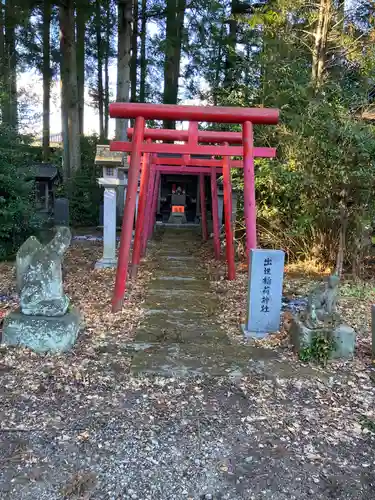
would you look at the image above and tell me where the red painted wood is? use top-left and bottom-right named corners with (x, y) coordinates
top-left (131, 140), bottom-right (151, 278)
top-left (149, 170), bottom-right (160, 238)
top-left (188, 121), bottom-right (199, 144)
top-left (111, 141), bottom-right (275, 158)
top-left (142, 163), bottom-right (155, 255)
top-left (155, 166), bottom-right (215, 174)
top-left (152, 158), bottom-right (245, 167)
top-left (211, 168), bottom-right (220, 260)
top-left (110, 102), bottom-right (279, 125)
top-left (112, 116), bottom-right (145, 312)
top-left (222, 144), bottom-right (235, 280)
top-left (128, 127), bottom-right (244, 144)
top-left (199, 173), bottom-right (208, 241)
top-left (242, 121), bottom-right (257, 253)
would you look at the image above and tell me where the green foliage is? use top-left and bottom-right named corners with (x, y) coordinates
top-left (0, 125), bottom-right (43, 259)
top-left (57, 135), bottom-right (103, 227)
top-left (340, 281), bottom-right (375, 300)
top-left (251, 92), bottom-right (375, 267)
top-left (203, 0), bottom-right (375, 271)
top-left (299, 334), bottom-right (336, 366)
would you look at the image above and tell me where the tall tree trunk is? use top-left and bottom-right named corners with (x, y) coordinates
top-left (4, 1), bottom-right (17, 129)
top-left (60, 60), bottom-right (70, 181)
top-left (337, 0), bottom-right (345, 32)
top-left (42, 0), bottom-right (51, 162)
top-left (335, 201), bottom-right (348, 278)
top-left (76, 2), bottom-right (85, 135)
top-left (130, 0), bottom-right (138, 102)
top-left (116, 0), bottom-right (132, 141)
top-left (223, 0), bottom-right (239, 91)
top-left (213, 22), bottom-right (224, 106)
top-left (60, 0), bottom-right (81, 185)
top-left (96, 0), bottom-right (104, 139)
top-left (104, 0), bottom-right (111, 139)
top-left (0, 2), bottom-right (5, 120)
top-left (104, 60), bottom-right (109, 138)
top-left (163, 0), bottom-right (186, 129)
top-left (139, 0), bottom-right (146, 102)
top-left (312, 0), bottom-right (332, 89)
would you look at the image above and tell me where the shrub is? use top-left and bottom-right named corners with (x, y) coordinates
top-left (0, 125), bottom-right (43, 259)
top-left (56, 135), bottom-right (104, 227)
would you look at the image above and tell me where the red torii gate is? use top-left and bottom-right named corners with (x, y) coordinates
top-left (124, 125), bottom-right (276, 269)
top-left (109, 103), bottom-right (279, 312)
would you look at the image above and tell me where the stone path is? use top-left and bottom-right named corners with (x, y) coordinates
top-left (130, 228), bottom-right (328, 380)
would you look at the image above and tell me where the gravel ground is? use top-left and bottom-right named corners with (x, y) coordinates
top-left (1, 236), bottom-right (375, 499)
top-left (0, 371), bottom-right (375, 500)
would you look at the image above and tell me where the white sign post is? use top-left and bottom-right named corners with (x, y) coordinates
top-left (242, 249), bottom-right (285, 339)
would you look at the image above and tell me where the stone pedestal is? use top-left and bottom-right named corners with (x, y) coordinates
top-left (3, 307), bottom-right (81, 353)
top-left (290, 317), bottom-right (356, 359)
top-left (6, 226), bottom-right (81, 354)
top-left (54, 198), bottom-right (70, 226)
top-left (168, 213), bottom-right (187, 224)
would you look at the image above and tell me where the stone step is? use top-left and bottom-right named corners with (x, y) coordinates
top-left (143, 291), bottom-right (217, 314)
top-left (154, 262), bottom-right (200, 273)
top-left (143, 309), bottom-right (209, 321)
top-left (153, 268), bottom-right (206, 279)
top-left (130, 343), bottom-right (278, 377)
top-left (148, 277), bottom-right (210, 291)
top-left (164, 255), bottom-right (195, 261)
top-left (156, 248), bottom-right (194, 255)
top-left (143, 308), bottom-right (210, 322)
top-left (130, 342), bottom-right (332, 380)
top-left (135, 323), bottom-right (229, 344)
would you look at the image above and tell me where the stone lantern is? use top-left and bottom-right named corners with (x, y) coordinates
top-left (95, 145), bottom-right (126, 269)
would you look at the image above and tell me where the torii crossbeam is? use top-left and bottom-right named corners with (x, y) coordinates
top-left (109, 102), bottom-right (279, 312)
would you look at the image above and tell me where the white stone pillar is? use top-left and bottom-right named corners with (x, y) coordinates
top-left (95, 178), bottom-right (126, 269)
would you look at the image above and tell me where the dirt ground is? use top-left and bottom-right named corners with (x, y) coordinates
top-left (0, 234), bottom-right (375, 499)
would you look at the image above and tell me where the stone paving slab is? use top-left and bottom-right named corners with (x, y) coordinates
top-left (132, 228), bottom-right (321, 378)
top-left (142, 309), bottom-right (214, 323)
top-left (148, 277), bottom-right (209, 291)
top-left (143, 292), bottom-right (217, 314)
top-left (131, 343), bottom-right (330, 380)
top-left (135, 325), bottom-right (230, 344)
top-left (153, 265), bottom-right (203, 277)
top-left (153, 268), bottom-right (205, 279)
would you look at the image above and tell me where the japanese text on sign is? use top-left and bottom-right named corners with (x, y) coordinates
top-left (261, 257), bottom-right (273, 313)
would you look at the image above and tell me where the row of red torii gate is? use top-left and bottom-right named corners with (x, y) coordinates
top-left (108, 102), bottom-right (280, 312)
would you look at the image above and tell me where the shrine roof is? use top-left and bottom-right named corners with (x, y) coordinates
top-left (24, 163), bottom-right (59, 181)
